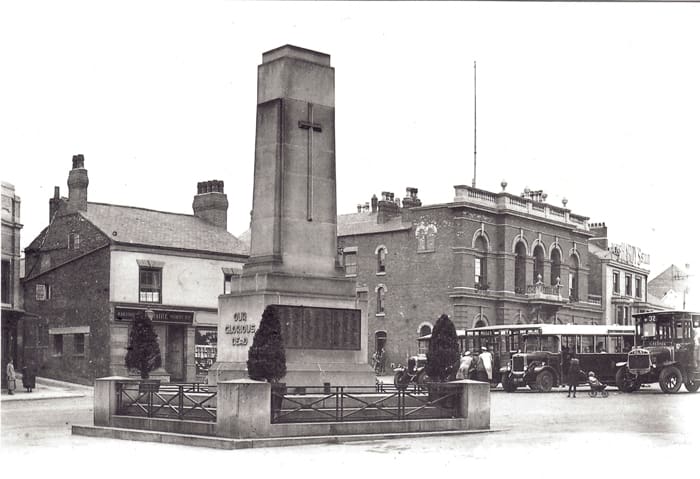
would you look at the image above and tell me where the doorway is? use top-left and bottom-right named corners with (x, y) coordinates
top-left (166, 325), bottom-right (185, 382)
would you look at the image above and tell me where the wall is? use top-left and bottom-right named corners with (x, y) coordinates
top-left (22, 247), bottom-right (111, 384)
top-left (110, 250), bottom-right (244, 310)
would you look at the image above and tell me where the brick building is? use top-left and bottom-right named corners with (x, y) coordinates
top-left (22, 156), bottom-right (248, 384)
top-left (2, 182), bottom-right (24, 388)
top-left (337, 183), bottom-right (602, 367)
top-left (587, 222), bottom-right (660, 324)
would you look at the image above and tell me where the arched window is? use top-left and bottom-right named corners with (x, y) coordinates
top-left (569, 253), bottom-right (580, 302)
top-left (473, 315), bottom-right (488, 328)
top-left (550, 248), bottom-right (562, 286)
top-left (474, 236), bottom-right (488, 289)
top-left (533, 244), bottom-right (545, 284)
top-left (376, 247), bottom-right (387, 273)
top-left (376, 286), bottom-right (386, 314)
top-left (374, 331), bottom-right (387, 353)
top-left (515, 242), bottom-right (527, 294)
top-left (419, 324), bottom-right (432, 337)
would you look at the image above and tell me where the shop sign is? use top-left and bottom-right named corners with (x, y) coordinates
top-left (609, 242), bottom-right (650, 267)
top-left (115, 307), bottom-right (194, 324)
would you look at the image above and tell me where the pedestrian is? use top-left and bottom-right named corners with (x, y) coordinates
top-left (22, 362), bottom-right (36, 393)
top-left (567, 353), bottom-right (581, 398)
top-left (6, 359), bottom-right (16, 395)
top-left (476, 346), bottom-right (493, 383)
top-left (377, 348), bottom-right (386, 374)
top-left (456, 351), bottom-right (473, 380)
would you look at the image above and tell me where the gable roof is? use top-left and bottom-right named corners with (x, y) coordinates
top-left (337, 212), bottom-right (411, 237)
top-left (81, 202), bottom-right (249, 256)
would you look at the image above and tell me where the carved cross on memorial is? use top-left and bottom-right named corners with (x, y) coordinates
top-left (298, 102), bottom-right (323, 222)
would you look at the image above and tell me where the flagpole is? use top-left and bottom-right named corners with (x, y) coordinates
top-left (472, 60), bottom-right (477, 188)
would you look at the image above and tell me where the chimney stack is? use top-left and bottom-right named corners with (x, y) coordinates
top-left (192, 180), bottom-right (229, 229)
top-left (589, 222), bottom-right (608, 250)
top-left (370, 194), bottom-right (378, 213)
top-left (377, 191), bottom-right (400, 224)
top-left (49, 186), bottom-right (62, 221)
top-left (67, 154), bottom-right (89, 213)
top-left (402, 187), bottom-right (421, 208)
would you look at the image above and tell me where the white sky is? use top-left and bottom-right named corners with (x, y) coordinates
top-left (2, 1), bottom-right (699, 279)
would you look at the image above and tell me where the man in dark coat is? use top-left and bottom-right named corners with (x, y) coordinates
top-left (567, 354), bottom-right (581, 398)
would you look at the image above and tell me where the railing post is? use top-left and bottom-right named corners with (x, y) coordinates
top-left (340, 386), bottom-right (344, 421)
top-left (178, 385), bottom-right (184, 420)
top-left (148, 391), bottom-right (153, 418)
top-left (335, 387), bottom-right (340, 421)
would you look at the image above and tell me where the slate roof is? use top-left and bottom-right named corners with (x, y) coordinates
top-left (337, 212), bottom-right (411, 237)
top-left (81, 202), bottom-right (249, 256)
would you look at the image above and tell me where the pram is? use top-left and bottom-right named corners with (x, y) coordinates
top-left (587, 381), bottom-right (609, 398)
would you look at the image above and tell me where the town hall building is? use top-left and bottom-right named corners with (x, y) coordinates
top-left (337, 182), bottom-right (603, 368)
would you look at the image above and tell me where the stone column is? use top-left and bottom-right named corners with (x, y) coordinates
top-left (94, 376), bottom-right (130, 427)
top-left (455, 379), bottom-right (490, 430)
top-left (216, 379), bottom-right (271, 439)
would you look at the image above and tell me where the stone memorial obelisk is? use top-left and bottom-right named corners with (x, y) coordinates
top-left (209, 45), bottom-right (375, 387)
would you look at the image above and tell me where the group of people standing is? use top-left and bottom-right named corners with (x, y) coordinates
top-left (5, 359), bottom-right (36, 395)
top-left (456, 346), bottom-right (494, 382)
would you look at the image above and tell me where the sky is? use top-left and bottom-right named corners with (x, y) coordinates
top-left (2, 1), bottom-right (699, 280)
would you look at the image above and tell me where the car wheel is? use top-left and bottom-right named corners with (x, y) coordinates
top-left (502, 376), bottom-right (517, 393)
top-left (416, 370), bottom-right (430, 385)
top-left (659, 366), bottom-right (683, 393)
top-left (684, 379), bottom-right (700, 393)
top-left (536, 370), bottom-right (554, 392)
top-left (616, 368), bottom-right (637, 393)
top-left (394, 370), bottom-right (409, 389)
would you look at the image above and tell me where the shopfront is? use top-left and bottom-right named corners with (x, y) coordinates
top-left (115, 307), bottom-right (199, 382)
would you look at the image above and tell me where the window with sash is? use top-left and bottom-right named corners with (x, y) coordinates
top-left (139, 267), bottom-right (162, 303)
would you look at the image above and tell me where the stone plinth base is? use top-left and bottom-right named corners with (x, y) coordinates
top-left (209, 361), bottom-right (375, 387)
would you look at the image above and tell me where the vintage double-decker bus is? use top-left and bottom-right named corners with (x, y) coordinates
top-left (499, 324), bottom-right (635, 392)
top-left (616, 310), bottom-right (700, 393)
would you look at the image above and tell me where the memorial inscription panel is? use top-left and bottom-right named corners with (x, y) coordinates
top-left (273, 305), bottom-right (361, 350)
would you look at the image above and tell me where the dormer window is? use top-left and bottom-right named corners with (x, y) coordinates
top-left (68, 233), bottom-right (80, 250)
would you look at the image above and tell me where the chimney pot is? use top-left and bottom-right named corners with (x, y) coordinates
top-left (72, 154), bottom-right (85, 169)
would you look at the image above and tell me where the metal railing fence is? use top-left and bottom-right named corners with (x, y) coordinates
top-left (271, 383), bottom-right (461, 424)
top-left (116, 382), bottom-right (217, 422)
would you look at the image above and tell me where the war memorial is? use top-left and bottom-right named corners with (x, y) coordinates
top-left (74, 45), bottom-right (491, 448)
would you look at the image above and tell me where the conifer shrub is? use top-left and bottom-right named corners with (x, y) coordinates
top-left (425, 314), bottom-right (460, 382)
top-left (125, 311), bottom-right (162, 379)
top-left (247, 305), bottom-right (287, 382)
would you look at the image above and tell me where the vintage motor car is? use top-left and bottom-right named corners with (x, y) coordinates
top-left (617, 310), bottom-right (700, 393)
top-left (501, 334), bottom-right (562, 392)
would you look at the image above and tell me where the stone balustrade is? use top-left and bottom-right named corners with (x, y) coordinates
top-left (453, 185), bottom-right (589, 231)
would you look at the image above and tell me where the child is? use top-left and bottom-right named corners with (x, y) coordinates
top-left (588, 371), bottom-right (605, 391)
